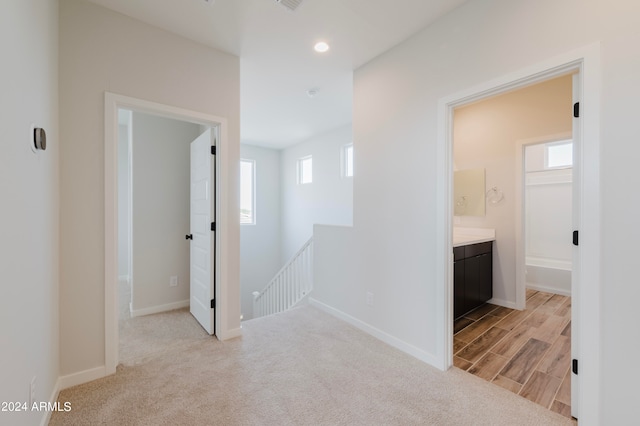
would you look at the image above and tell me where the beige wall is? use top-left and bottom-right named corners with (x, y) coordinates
top-left (453, 75), bottom-right (572, 305)
top-left (0, 1), bottom-right (59, 424)
top-left (59, 0), bottom-right (240, 376)
top-left (131, 112), bottom-right (202, 313)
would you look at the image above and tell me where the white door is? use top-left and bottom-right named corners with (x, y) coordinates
top-left (189, 128), bottom-right (216, 334)
top-left (570, 73), bottom-right (580, 419)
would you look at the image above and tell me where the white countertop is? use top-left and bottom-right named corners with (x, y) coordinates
top-left (453, 227), bottom-right (495, 247)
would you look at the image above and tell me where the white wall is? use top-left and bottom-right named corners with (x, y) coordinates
top-left (525, 171), bottom-right (573, 264)
top-left (131, 112), bottom-right (202, 313)
top-left (453, 75), bottom-right (572, 306)
top-left (240, 144), bottom-right (281, 320)
top-left (313, 0), bottom-right (640, 422)
top-left (59, 0), bottom-right (240, 378)
top-left (0, 0), bottom-right (59, 424)
top-left (524, 144), bottom-right (573, 295)
top-left (524, 144), bottom-right (573, 266)
top-left (280, 124), bottom-right (353, 260)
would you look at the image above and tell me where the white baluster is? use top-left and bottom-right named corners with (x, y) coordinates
top-left (295, 253), bottom-right (304, 302)
top-left (307, 243), bottom-right (312, 294)
top-left (270, 282), bottom-right (274, 315)
top-left (290, 260), bottom-right (294, 308)
top-left (279, 276), bottom-right (282, 312)
top-left (305, 248), bottom-right (308, 297)
top-left (303, 248), bottom-right (308, 296)
top-left (283, 269), bottom-right (287, 311)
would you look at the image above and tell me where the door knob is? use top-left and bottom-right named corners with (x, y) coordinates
top-left (185, 234), bottom-right (193, 240)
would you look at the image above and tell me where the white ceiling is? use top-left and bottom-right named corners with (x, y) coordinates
top-left (86, 0), bottom-right (469, 149)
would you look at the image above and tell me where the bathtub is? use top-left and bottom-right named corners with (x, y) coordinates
top-left (525, 256), bottom-right (571, 296)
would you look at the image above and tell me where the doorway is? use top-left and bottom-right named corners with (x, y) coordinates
top-left (437, 44), bottom-right (602, 422)
top-left (450, 75), bottom-right (574, 417)
top-left (116, 109), bottom-right (216, 363)
top-left (519, 137), bottom-right (574, 299)
top-left (105, 93), bottom-right (231, 375)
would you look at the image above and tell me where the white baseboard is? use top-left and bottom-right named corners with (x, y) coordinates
top-left (487, 297), bottom-right (518, 309)
top-left (216, 327), bottom-right (242, 341)
top-left (130, 300), bottom-right (189, 318)
top-left (39, 377), bottom-right (61, 426)
top-left (309, 298), bottom-right (440, 368)
top-left (526, 284), bottom-right (571, 297)
top-left (58, 366), bottom-right (107, 390)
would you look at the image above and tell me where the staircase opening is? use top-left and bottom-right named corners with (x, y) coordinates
top-left (252, 237), bottom-right (314, 318)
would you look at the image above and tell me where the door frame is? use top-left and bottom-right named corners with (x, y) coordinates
top-left (436, 43), bottom-right (601, 421)
top-left (515, 131), bottom-right (573, 309)
top-left (104, 92), bottom-right (231, 374)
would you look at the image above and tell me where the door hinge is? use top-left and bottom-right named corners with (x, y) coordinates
top-left (572, 359), bottom-right (578, 375)
top-left (211, 146), bottom-right (216, 155)
top-left (573, 230), bottom-right (579, 246)
top-left (210, 299), bottom-right (216, 309)
top-left (573, 102), bottom-right (580, 118)
top-left (211, 222), bottom-right (216, 232)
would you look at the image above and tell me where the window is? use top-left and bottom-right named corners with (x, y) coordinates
top-left (342, 143), bottom-right (354, 177)
top-left (297, 155), bottom-right (313, 184)
top-left (545, 140), bottom-right (573, 169)
top-left (240, 159), bottom-right (255, 224)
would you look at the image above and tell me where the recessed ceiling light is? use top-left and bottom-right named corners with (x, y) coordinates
top-left (314, 42), bottom-right (330, 53)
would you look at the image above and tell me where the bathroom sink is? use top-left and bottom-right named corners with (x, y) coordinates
top-left (453, 227), bottom-right (495, 247)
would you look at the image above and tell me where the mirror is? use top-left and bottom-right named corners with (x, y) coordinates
top-left (454, 168), bottom-right (486, 216)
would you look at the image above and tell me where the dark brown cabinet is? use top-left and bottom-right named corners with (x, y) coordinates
top-left (453, 241), bottom-right (493, 319)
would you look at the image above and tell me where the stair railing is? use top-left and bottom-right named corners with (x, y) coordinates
top-left (252, 237), bottom-right (313, 318)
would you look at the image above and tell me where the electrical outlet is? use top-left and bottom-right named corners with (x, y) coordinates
top-left (366, 291), bottom-right (374, 307)
top-left (30, 376), bottom-right (36, 406)
top-left (170, 276), bottom-right (178, 287)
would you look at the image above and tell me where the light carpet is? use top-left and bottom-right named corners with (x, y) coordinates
top-left (50, 306), bottom-right (573, 425)
top-left (119, 307), bottom-right (209, 366)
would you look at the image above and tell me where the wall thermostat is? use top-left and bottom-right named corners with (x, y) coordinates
top-left (34, 127), bottom-right (46, 151)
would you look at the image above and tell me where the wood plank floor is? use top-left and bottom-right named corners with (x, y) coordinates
top-left (453, 289), bottom-right (573, 419)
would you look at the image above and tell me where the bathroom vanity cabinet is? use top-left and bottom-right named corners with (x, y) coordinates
top-left (454, 241), bottom-right (493, 319)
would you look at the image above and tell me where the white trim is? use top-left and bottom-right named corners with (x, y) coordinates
top-left (39, 378), bottom-right (61, 426)
top-left (105, 94), bottom-right (118, 376)
top-left (525, 168), bottom-right (572, 186)
top-left (526, 284), bottom-right (571, 297)
top-left (341, 143), bottom-right (354, 178)
top-left (526, 256), bottom-right (572, 271)
top-left (118, 275), bottom-right (130, 283)
top-left (436, 43), bottom-right (601, 423)
top-left (215, 327), bottom-right (242, 341)
top-left (309, 298), bottom-right (440, 367)
top-left (126, 110), bottom-right (134, 310)
top-left (58, 366), bottom-right (106, 390)
top-left (296, 155), bottom-right (313, 184)
top-left (239, 158), bottom-right (256, 225)
top-left (130, 300), bottom-right (190, 318)
top-left (486, 298), bottom-right (518, 310)
top-left (515, 131), bottom-right (572, 310)
top-left (104, 92), bottom-right (237, 378)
